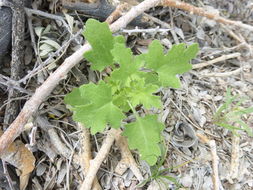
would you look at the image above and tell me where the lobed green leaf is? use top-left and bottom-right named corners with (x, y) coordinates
top-left (123, 115), bottom-right (164, 165)
top-left (83, 19), bottom-right (124, 71)
top-left (65, 81), bottom-right (125, 134)
top-left (144, 40), bottom-right (198, 88)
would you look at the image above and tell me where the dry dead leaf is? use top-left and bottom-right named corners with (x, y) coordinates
top-left (0, 129), bottom-right (35, 190)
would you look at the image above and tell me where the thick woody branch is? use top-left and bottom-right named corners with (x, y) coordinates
top-left (4, 0), bottom-right (25, 128)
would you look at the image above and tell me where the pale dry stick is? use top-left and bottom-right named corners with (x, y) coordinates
top-left (0, 0), bottom-right (162, 156)
top-left (200, 65), bottom-right (251, 78)
top-left (199, 43), bottom-right (246, 61)
top-left (222, 24), bottom-right (253, 57)
top-left (0, 95), bottom-right (30, 113)
top-left (143, 13), bottom-right (180, 44)
top-left (24, 8), bottom-right (72, 34)
top-left (197, 133), bottom-right (220, 190)
top-left (221, 25), bottom-right (253, 58)
top-left (228, 134), bottom-right (240, 183)
top-left (80, 128), bottom-right (121, 190)
top-left (121, 27), bottom-right (171, 34)
top-left (0, 75), bottom-right (32, 95)
top-left (161, 0), bottom-right (253, 31)
top-left (192, 52), bottom-right (241, 69)
top-left (105, 2), bottom-right (129, 24)
top-left (168, 6), bottom-right (179, 44)
top-left (78, 123), bottom-right (102, 190)
top-left (2, 160), bottom-right (16, 190)
top-left (114, 132), bottom-right (144, 181)
top-left (221, 25), bottom-right (245, 44)
top-left (109, 0), bottom-right (161, 32)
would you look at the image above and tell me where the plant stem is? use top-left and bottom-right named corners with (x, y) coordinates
top-left (127, 100), bottom-right (139, 119)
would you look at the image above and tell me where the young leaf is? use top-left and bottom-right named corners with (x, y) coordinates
top-left (126, 77), bottom-right (162, 109)
top-left (112, 76), bottom-right (161, 111)
top-left (66, 81), bottom-right (125, 134)
top-left (110, 43), bottom-right (142, 84)
top-left (83, 19), bottom-right (115, 71)
top-left (123, 115), bottom-right (164, 165)
top-left (144, 40), bottom-right (198, 88)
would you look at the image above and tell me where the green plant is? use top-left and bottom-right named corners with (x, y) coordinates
top-left (213, 88), bottom-right (253, 136)
top-left (136, 144), bottom-right (183, 189)
top-left (64, 19), bottom-right (198, 165)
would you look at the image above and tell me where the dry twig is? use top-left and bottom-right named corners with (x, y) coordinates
top-left (114, 132), bottom-right (144, 181)
top-left (3, 0), bottom-right (25, 128)
top-left (228, 134), bottom-right (240, 182)
top-left (80, 129), bottom-right (121, 190)
top-left (192, 52), bottom-right (241, 69)
top-left (78, 123), bottom-right (102, 190)
top-left (161, 0), bottom-right (253, 31)
top-left (200, 65), bottom-right (251, 78)
top-left (197, 133), bottom-right (220, 190)
top-left (105, 2), bottom-right (129, 24)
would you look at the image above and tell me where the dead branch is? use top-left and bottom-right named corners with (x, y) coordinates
top-left (105, 3), bottom-right (129, 24)
top-left (114, 133), bottom-right (144, 181)
top-left (109, 0), bottom-right (160, 32)
top-left (80, 128), bottom-right (121, 190)
top-left (192, 52), bottom-right (241, 69)
top-left (78, 123), bottom-right (102, 190)
top-left (228, 134), bottom-right (240, 182)
top-left (197, 133), bottom-right (220, 190)
top-left (161, 0), bottom-right (253, 31)
top-left (200, 65), bottom-right (251, 78)
top-left (3, 0), bottom-right (25, 129)
top-left (0, 0), bottom-right (162, 156)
